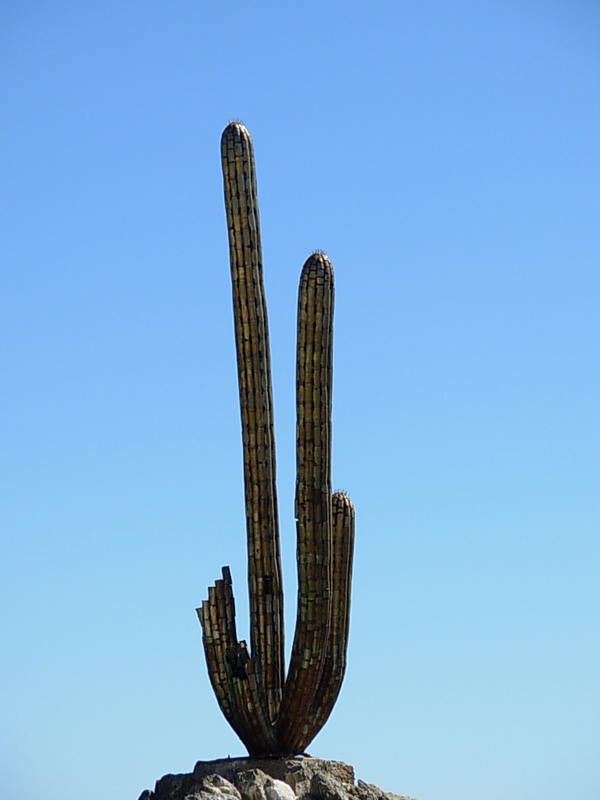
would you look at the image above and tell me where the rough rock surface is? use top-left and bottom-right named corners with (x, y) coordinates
top-left (137, 757), bottom-right (415, 800)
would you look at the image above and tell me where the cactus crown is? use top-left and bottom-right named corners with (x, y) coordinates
top-left (197, 123), bottom-right (355, 757)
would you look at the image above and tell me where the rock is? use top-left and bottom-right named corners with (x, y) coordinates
top-left (235, 770), bottom-right (269, 800)
top-left (352, 780), bottom-right (410, 800)
top-left (199, 775), bottom-right (241, 800)
top-left (265, 778), bottom-right (296, 800)
top-left (306, 770), bottom-right (352, 800)
top-left (148, 772), bottom-right (240, 800)
top-left (138, 757), bottom-right (415, 800)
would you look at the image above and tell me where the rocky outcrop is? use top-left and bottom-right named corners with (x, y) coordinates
top-left (138, 757), bottom-right (415, 800)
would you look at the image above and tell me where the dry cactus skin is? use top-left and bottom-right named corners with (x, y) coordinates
top-left (197, 123), bottom-right (355, 757)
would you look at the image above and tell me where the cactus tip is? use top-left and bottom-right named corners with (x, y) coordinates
top-left (221, 120), bottom-right (253, 150)
top-left (302, 250), bottom-right (334, 280)
top-left (223, 120), bottom-right (249, 134)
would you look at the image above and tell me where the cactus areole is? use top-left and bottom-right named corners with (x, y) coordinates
top-left (197, 123), bottom-right (355, 757)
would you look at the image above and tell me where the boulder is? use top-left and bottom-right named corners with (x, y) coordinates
top-left (138, 758), bottom-right (415, 800)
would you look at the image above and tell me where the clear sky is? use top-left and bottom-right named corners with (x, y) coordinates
top-left (1, 3), bottom-right (599, 800)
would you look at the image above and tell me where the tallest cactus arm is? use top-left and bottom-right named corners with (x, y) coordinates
top-left (221, 123), bottom-right (285, 720)
top-left (198, 123), bottom-right (355, 757)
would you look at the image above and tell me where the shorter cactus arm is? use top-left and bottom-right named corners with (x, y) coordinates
top-left (277, 253), bottom-right (335, 753)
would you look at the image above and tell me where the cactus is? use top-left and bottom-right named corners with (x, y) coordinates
top-left (197, 123), bottom-right (355, 757)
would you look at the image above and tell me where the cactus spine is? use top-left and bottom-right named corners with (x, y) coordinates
top-left (197, 123), bottom-right (355, 757)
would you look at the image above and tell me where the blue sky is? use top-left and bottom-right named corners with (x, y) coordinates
top-left (1, 3), bottom-right (599, 799)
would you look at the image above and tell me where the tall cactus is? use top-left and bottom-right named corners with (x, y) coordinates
top-left (197, 122), bottom-right (355, 757)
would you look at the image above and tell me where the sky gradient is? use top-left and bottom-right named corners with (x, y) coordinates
top-left (1, 3), bottom-right (599, 800)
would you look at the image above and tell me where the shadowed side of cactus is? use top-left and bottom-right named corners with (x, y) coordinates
top-left (197, 123), bottom-right (354, 757)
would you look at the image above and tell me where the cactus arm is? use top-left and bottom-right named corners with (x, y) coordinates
top-left (197, 581), bottom-right (249, 744)
top-left (197, 599), bottom-right (237, 729)
top-left (276, 253), bottom-right (335, 753)
top-left (294, 491), bottom-right (355, 751)
top-left (197, 568), bottom-right (276, 756)
top-left (220, 122), bottom-right (285, 721)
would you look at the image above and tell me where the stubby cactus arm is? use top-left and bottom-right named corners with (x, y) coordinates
top-left (197, 572), bottom-right (242, 739)
top-left (198, 568), bottom-right (277, 755)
